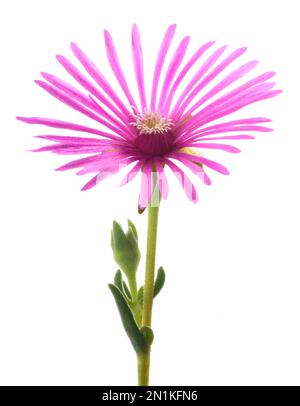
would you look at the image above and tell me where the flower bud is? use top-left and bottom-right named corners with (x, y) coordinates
top-left (111, 220), bottom-right (141, 279)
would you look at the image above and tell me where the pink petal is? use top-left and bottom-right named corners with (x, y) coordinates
top-left (155, 160), bottom-right (169, 199)
top-left (191, 124), bottom-right (273, 137)
top-left (138, 162), bottom-right (154, 209)
top-left (119, 160), bottom-right (142, 186)
top-left (198, 87), bottom-right (279, 126)
top-left (56, 154), bottom-right (101, 171)
top-left (165, 159), bottom-right (198, 202)
top-left (41, 72), bottom-right (92, 106)
top-left (177, 119), bottom-right (272, 142)
top-left (88, 95), bottom-right (134, 140)
top-left (104, 30), bottom-right (137, 110)
top-left (16, 116), bottom-right (119, 140)
top-left (35, 135), bottom-right (115, 144)
top-left (176, 155), bottom-right (212, 185)
top-left (81, 175), bottom-right (99, 191)
top-left (158, 35), bottom-right (190, 111)
top-left (178, 125), bottom-right (272, 145)
top-left (184, 60), bottom-right (258, 118)
top-left (150, 24), bottom-right (177, 111)
top-left (163, 41), bottom-right (215, 114)
top-left (187, 134), bottom-right (255, 141)
top-left (41, 72), bottom-right (130, 136)
top-left (70, 42), bottom-right (129, 117)
top-left (32, 144), bottom-right (116, 155)
top-left (35, 80), bottom-right (127, 140)
top-left (176, 47), bottom-right (249, 118)
top-left (186, 142), bottom-right (241, 153)
top-left (77, 156), bottom-right (127, 175)
top-left (77, 152), bottom-right (132, 175)
top-left (56, 55), bottom-right (127, 123)
top-left (81, 166), bottom-right (121, 191)
top-left (171, 45), bottom-right (227, 118)
top-left (185, 117), bottom-right (272, 133)
top-left (171, 152), bottom-right (229, 175)
top-left (179, 72), bottom-right (276, 132)
top-left (132, 24), bottom-right (147, 111)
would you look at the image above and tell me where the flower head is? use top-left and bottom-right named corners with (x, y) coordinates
top-left (17, 24), bottom-right (281, 208)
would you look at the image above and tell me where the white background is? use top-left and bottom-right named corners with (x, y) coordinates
top-left (0, 0), bottom-right (299, 386)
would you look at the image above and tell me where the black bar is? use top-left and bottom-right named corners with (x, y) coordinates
top-left (0, 386), bottom-right (299, 402)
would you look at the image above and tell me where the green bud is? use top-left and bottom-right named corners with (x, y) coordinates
top-left (111, 220), bottom-right (141, 279)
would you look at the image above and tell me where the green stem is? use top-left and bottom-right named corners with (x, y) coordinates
top-left (137, 351), bottom-right (150, 386)
top-left (143, 202), bottom-right (160, 326)
top-left (138, 187), bottom-right (160, 385)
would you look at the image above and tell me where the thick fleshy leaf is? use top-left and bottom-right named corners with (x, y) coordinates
top-left (108, 284), bottom-right (148, 354)
top-left (122, 282), bottom-right (132, 301)
top-left (113, 270), bottom-right (132, 301)
top-left (153, 266), bottom-right (166, 297)
top-left (127, 219), bottom-right (138, 241)
top-left (137, 266), bottom-right (166, 306)
top-left (140, 326), bottom-right (154, 346)
top-left (114, 269), bottom-right (124, 292)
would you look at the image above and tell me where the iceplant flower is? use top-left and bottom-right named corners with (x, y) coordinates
top-left (17, 24), bottom-right (281, 208)
top-left (17, 24), bottom-right (281, 387)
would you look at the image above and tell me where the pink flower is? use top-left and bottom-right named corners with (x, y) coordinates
top-left (17, 24), bottom-right (281, 208)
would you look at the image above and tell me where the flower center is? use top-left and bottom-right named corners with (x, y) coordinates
top-left (131, 111), bottom-right (175, 156)
top-left (131, 111), bottom-right (173, 135)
